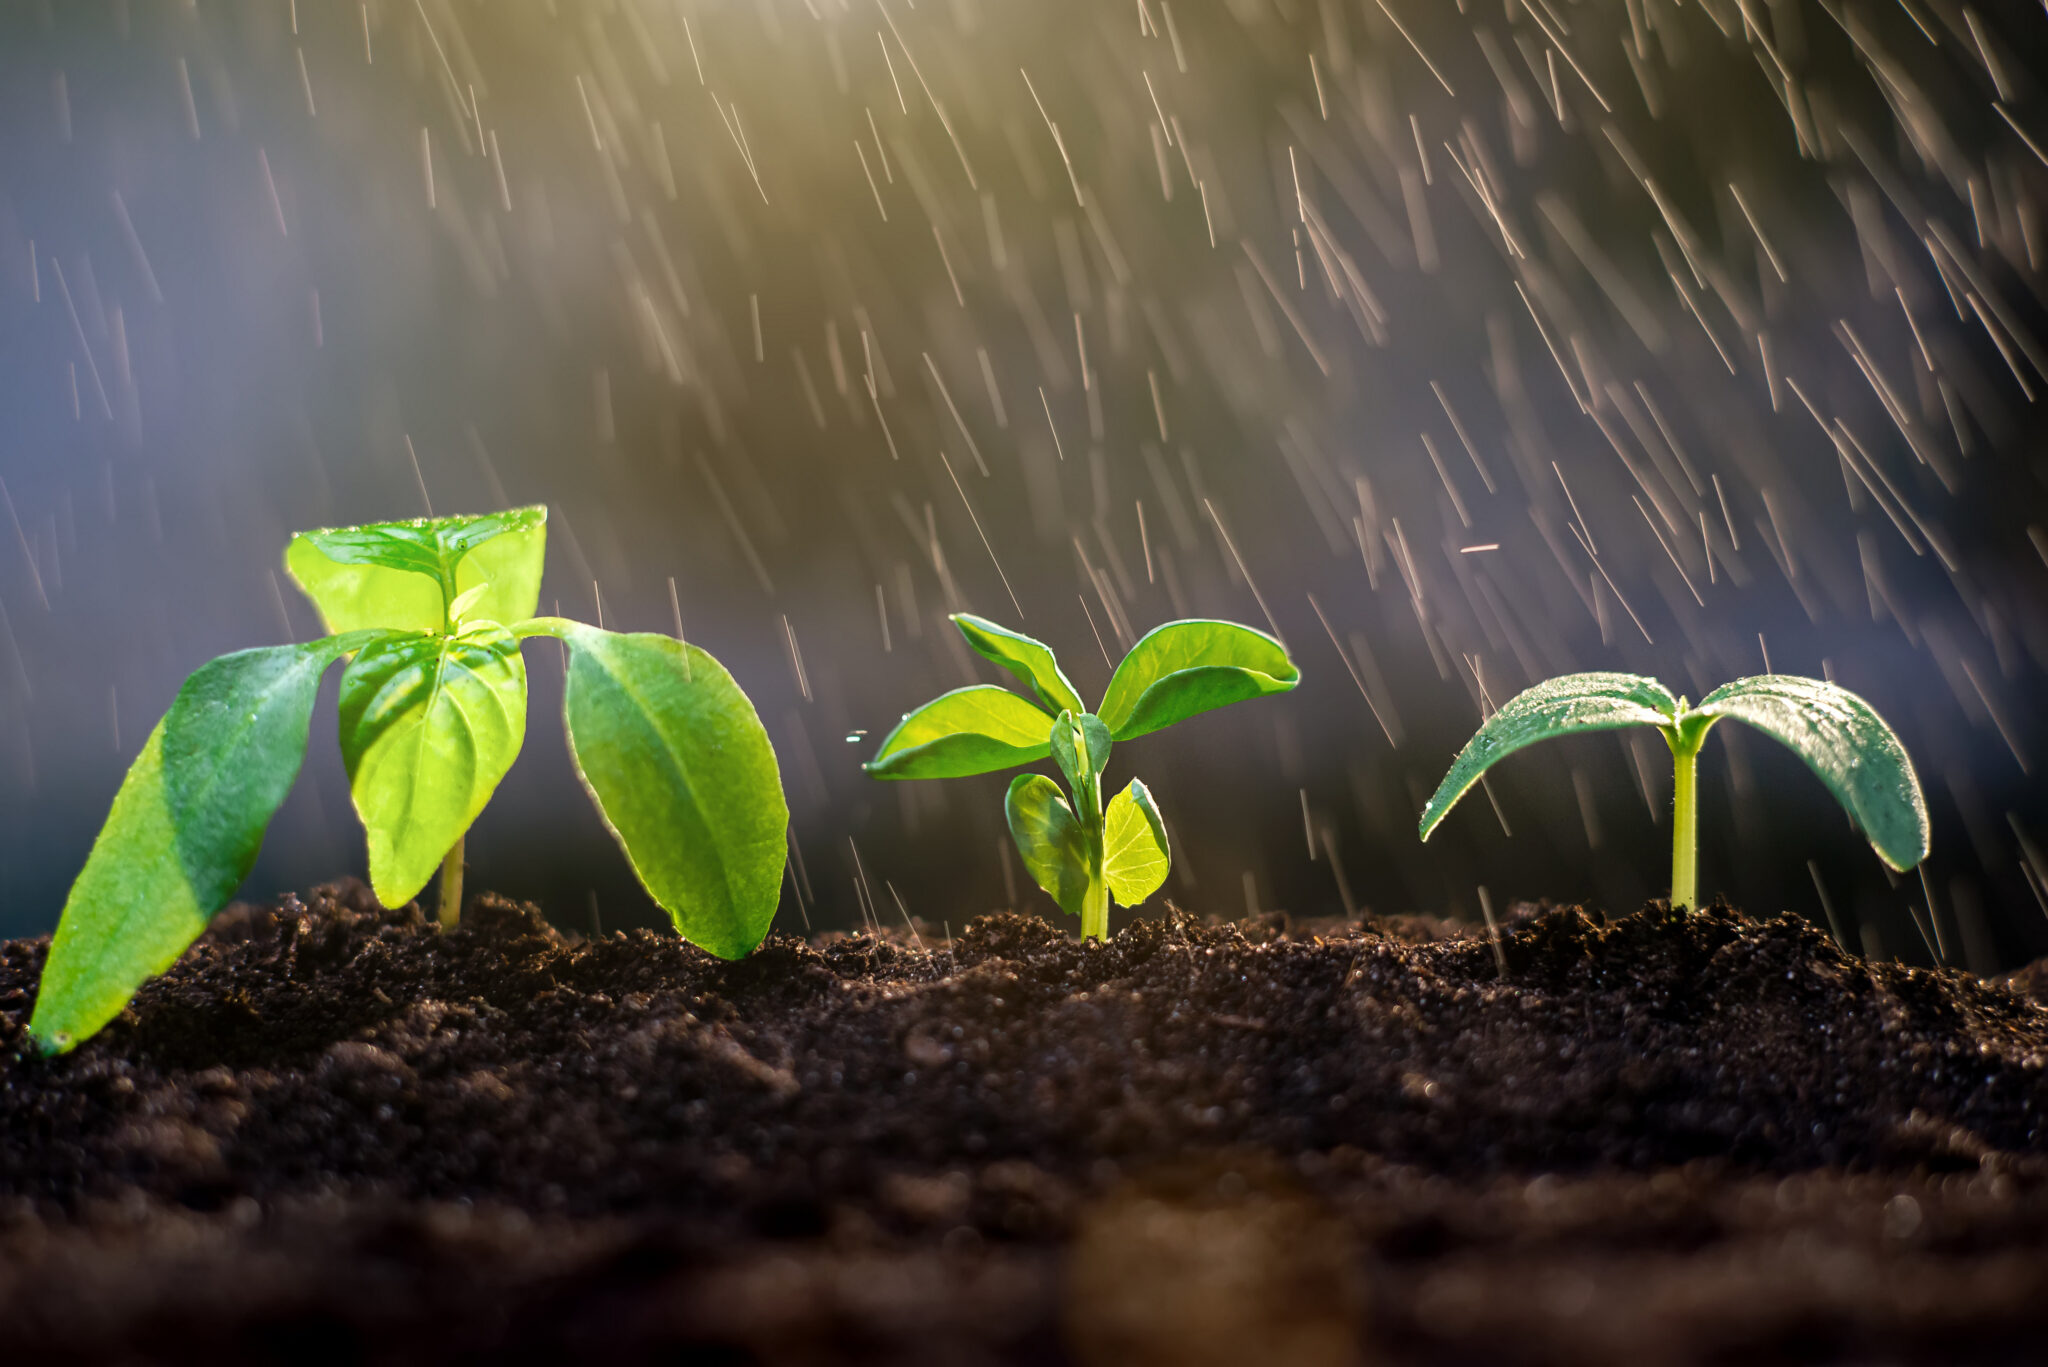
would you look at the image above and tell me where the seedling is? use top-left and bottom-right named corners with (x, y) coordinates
top-left (1419, 672), bottom-right (1929, 911)
top-left (30, 506), bottom-right (789, 1054)
top-left (867, 614), bottom-right (1300, 939)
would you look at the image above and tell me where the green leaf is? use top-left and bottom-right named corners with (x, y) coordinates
top-left (1006, 773), bottom-right (1091, 920)
top-left (1049, 711), bottom-right (1112, 797)
top-left (951, 613), bottom-right (1085, 715)
top-left (1097, 619), bottom-right (1301, 741)
top-left (1418, 672), bottom-right (1680, 840)
top-left (339, 624), bottom-right (527, 906)
top-left (163, 632), bottom-right (387, 906)
top-left (286, 506), bottom-right (547, 635)
top-left (1103, 778), bottom-right (1170, 907)
top-left (553, 624), bottom-right (789, 959)
top-left (30, 634), bottom-right (375, 1054)
top-left (864, 685), bottom-right (1055, 779)
top-left (1693, 675), bottom-right (1930, 871)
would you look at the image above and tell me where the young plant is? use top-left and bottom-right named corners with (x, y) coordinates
top-left (30, 506), bottom-right (789, 1054)
top-left (1418, 672), bottom-right (1929, 911)
top-left (866, 614), bottom-right (1300, 939)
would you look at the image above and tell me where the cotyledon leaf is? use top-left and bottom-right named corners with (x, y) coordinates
top-left (1694, 675), bottom-right (1929, 871)
top-left (1097, 620), bottom-right (1301, 741)
top-left (1103, 778), bottom-right (1170, 907)
top-left (1006, 773), bottom-right (1091, 921)
top-left (30, 633), bottom-right (383, 1054)
top-left (951, 613), bottom-right (1085, 715)
top-left (339, 623), bottom-right (527, 907)
top-left (864, 685), bottom-right (1055, 779)
top-left (286, 505), bottom-right (546, 635)
top-left (546, 623), bottom-right (789, 959)
top-left (1418, 673), bottom-right (1682, 840)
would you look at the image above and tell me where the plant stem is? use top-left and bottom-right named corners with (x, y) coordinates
top-left (1081, 874), bottom-right (1109, 942)
top-left (1669, 737), bottom-right (1699, 912)
top-left (438, 836), bottom-right (465, 930)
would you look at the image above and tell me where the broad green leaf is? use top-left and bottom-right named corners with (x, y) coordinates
top-left (552, 624), bottom-right (789, 959)
top-left (1097, 619), bottom-right (1301, 741)
top-left (1418, 672), bottom-right (1680, 840)
top-left (30, 634), bottom-right (376, 1053)
top-left (286, 506), bottom-right (546, 635)
top-left (864, 685), bottom-right (1055, 779)
top-left (1103, 778), bottom-right (1170, 907)
top-left (1049, 711), bottom-right (1112, 797)
top-left (28, 730), bottom-right (202, 1055)
top-left (952, 613), bottom-right (1085, 715)
top-left (1694, 675), bottom-right (1929, 871)
top-left (1006, 773), bottom-right (1091, 920)
top-left (339, 624), bottom-right (527, 906)
top-left (163, 632), bottom-right (387, 906)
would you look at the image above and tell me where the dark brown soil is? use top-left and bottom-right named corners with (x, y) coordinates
top-left (4, 883), bottom-right (2048, 1365)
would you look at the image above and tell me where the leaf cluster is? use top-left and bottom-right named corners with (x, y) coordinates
top-left (31, 508), bottom-right (788, 1053)
top-left (867, 615), bottom-right (1299, 935)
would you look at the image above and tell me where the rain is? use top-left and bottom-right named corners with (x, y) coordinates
top-left (0, 0), bottom-right (2043, 974)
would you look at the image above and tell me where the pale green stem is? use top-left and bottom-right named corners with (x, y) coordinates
top-left (438, 835), bottom-right (465, 930)
top-left (1081, 874), bottom-right (1110, 942)
top-left (435, 581), bottom-right (468, 930)
top-left (1078, 771), bottom-right (1109, 943)
top-left (1669, 738), bottom-right (1699, 912)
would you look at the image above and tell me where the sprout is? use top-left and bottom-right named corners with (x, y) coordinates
top-left (868, 615), bottom-right (1300, 940)
top-left (30, 508), bottom-right (789, 1054)
top-left (1419, 672), bottom-right (1929, 912)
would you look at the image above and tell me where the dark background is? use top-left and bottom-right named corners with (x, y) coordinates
top-left (1, 0), bottom-right (2044, 970)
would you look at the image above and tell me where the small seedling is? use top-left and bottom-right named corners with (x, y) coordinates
top-left (30, 507), bottom-right (789, 1054)
top-left (1418, 672), bottom-right (1929, 911)
top-left (867, 614), bottom-right (1300, 939)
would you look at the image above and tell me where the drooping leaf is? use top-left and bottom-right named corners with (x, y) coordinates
top-left (551, 624), bottom-right (789, 959)
top-left (864, 685), bottom-right (1055, 779)
top-left (1418, 672), bottom-right (1680, 840)
top-left (1049, 710), bottom-right (1112, 797)
top-left (30, 634), bottom-right (377, 1054)
top-left (1103, 778), bottom-right (1170, 907)
top-left (28, 730), bottom-right (202, 1056)
top-left (1006, 773), bottom-right (1091, 920)
top-left (163, 632), bottom-right (388, 906)
top-left (339, 624), bottom-right (527, 906)
top-left (1694, 675), bottom-right (1929, 871)
top-left (286, 505), bottom-right (547, 635)
top-left (1097, 619), bottom-right (1301, 741)
top-left (952, 613), bottom-right (1085, 715)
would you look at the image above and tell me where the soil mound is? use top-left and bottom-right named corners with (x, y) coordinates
top-left (4, 884), bottom-right (2047, 1363)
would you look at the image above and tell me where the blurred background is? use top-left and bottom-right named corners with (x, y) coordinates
top-left (1, 0), bottom-right (2044, 970)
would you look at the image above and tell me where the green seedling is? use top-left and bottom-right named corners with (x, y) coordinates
top-left (866, 614), bottom-right (1300, 940)
top-left (1418, 672), bottom-right (1929, 911)
top-left (30, 506), bottom-right (789, 1054)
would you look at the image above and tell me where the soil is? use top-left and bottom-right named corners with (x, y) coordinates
top-left (4, 883), bottom-right (2048, 1366)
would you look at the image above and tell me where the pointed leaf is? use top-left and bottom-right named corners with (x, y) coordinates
top-left (339, 624), bottom-right (527, 906)
top-left (1049, 710), bottom-right (1112, 796)
top-left (1694, 675), bottom-right (1929, 871)
top-left (1419, 672), bottom-right (1681, 840)
top-left (163, 632), bottom-right (388, 906)
top-left (952, 613), bottom-right (1085, 715)
top-left (286, 506), bottom-right (546, 635)
top-left (1006, 773), bottom-right (1090, 920)
top-left (864, 685), bottom-right (1055, 779)
top-left (31, 634), bottom-right (374, 1053)
top-left (1097, 619), bottom-right (1301, 741)
top-left (554, 625), bottom-right (789, 959)
top-left (1103, 778), bottom-right (1170, 907)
